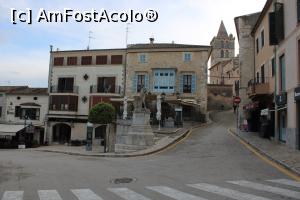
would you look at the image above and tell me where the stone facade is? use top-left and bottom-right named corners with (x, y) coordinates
top-left (126, 42), bottom-right (210, 114)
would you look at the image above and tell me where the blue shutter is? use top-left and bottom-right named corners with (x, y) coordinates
top-left (179, 74), bottom-right (183, 94)
top-left (144, 74), bottom-right (149, 91)
top-left (191, 74), bottom-right (196, 94)
top-left (132, 74), bottom-right (137, 93)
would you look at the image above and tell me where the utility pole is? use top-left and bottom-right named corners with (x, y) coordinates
top-left (87, 31), bottom-right (95, 50)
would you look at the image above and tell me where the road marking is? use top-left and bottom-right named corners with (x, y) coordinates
top-left (108, 188), bottom-right (151, 200)
top-left (71, 189), bottom-right (103, 200)
top-left (38, 190), bottom-right (63, 200)
top-left (147, 186), bottom-right (207, 200)
top-left (187, 183), bottom-right (272, 200)
top-left (1, 191), bottom-right (23, 200)
top-left (227, 128), bottom-right (300, 181)
top-left (228, 180), bottom-right (300, 199)
top-left (267, 179), bottom-right (300, 188)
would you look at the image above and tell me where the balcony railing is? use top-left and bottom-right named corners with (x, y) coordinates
top-left (49, 104), bottom-right (77, 112)
top-left (50, 85), bottom-right (79, 94)
top-left (247, 77), bottom-right (271, 97)
top-left (90, 85), bottom-right (122, 94)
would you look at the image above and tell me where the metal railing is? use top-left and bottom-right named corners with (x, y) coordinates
top-left (90, 85), bottom-right (122, 94)
top-left (50, 85), bottom-right (79, 93)
top-left (49, 104), bottom-right (77, 112)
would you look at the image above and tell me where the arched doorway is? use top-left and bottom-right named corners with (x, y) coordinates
top-left (95, 125), bottom-right (107, 146)
top-left (52, 123), bottom-right (71, 144)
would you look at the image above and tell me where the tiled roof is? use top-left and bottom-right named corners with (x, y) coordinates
top-left (127, 43), bottom-right (210, 50)
top-left (0, 86), bottom-right (47, 95)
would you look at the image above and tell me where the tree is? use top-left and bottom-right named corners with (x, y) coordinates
top-left (88, 103), bottom-right (116, 124)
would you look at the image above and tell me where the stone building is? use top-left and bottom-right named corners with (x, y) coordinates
top-left (235, 0), bottom-right (300, 150)
top-left (209, 21), bottom-right (240, 96)
top-left (0, 86), bottom-right (48, 147)
top-left (47, 48), bottom-right (125, 146)
top-left (125, 38), bottom-right (211, 121)
top-left (234, 12), bottom-right (261, 128)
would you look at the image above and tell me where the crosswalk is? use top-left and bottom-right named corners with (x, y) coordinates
top-left (1, 179), bottom-right (299, 200)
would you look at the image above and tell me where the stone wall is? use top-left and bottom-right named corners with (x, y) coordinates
top-left (207, 84), bottom-right (233, 111)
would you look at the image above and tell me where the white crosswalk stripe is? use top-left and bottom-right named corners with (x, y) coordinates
top-left (71, 189), bottom-right (103, 200)
top-left (38, 190), bottom-right (63, 200)
top-left (187, 183), bottom-right (272, 200)
top-left (1, 191), bottom-right (23, 200)
top-left (147, 186), bottom-right (208, 200)
top-left (108, 188), bottom-right (151, 200)
top-left (228, 180), bottom-right (300, 199)
top-left (267, 179), bottom-right (300, 188)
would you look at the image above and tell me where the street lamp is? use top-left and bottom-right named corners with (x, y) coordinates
top-left (156, 94), bottom-right (162, 131)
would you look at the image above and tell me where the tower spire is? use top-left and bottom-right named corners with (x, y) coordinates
top-left (217, 20), bottom-right (229, 38)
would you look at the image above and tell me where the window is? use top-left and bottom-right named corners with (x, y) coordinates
top-left (261, 30), bottom-right (264, 48)
top-left (81, 56), bottom-right (92, 65)
top-left (271, 58), bottom-right (275, 77)
top-left (139, 54), bottom-right (147, 63)
top-left (261, 65), bottom-right (265, 83)
top-left (97, 77), bottom-right (116, 93)
top-left (67, 57), bottom-right (77, 65)
top-left (279, 54), bottom-right (286, 91)
top-left (21, 108), bottom-right (40, 120)
top-left (153, 69), bottom-right (175, 93)
top-left (221, 50), bottom-right (224, 58)
top-left (256, 38), bottom-right (259, 53)
top-left (225, 50), bottom-right (229, 58)
top-left (15, 106), bottom-right (21, 117)
top-left (0, 107), bottom-right (2, 118)
top-left (269, 3), bottom-right (284, 45)
top-left (221, 41), bottom-right (224, 48)
top-left (183, 75), bottom-right (192, 93)
top-left (298, 0), bottom-right (300, 22)
top-left (96, 55), bottom-right (107, 65)
top-left (50, 95), bottom-right (78, 111)
top-left (184, 53), bottom-right (191, 62)
top-left (137, 75), bottom-right (145, 92)
top-left (53, 57), bottom-right (64, 66)
top-left (33, 97), bottom-right (38, 100)
top-left (111, 55), bottom-right (123, 64)
top-left (256, 72), bottom-right (260, 84)
top-left (58, 77), bottom-right (74, 93)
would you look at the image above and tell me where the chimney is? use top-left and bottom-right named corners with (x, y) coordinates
top-left (149, 37), bottom-right (154, 44)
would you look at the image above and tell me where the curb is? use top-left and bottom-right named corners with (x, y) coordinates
top-left (34, 122), bottom-right (209, 158)
top-left (228, 128), bottom-right (300, 178)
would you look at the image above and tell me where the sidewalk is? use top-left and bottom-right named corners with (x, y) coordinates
top-left (31, 126), bottom-right (192, 157)
top-left (230, 128), bottom-right (300, 176)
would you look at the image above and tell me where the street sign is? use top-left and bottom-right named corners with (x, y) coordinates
top-left (233, 96), bottom-right (241, 104)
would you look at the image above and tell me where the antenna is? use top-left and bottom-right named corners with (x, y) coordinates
top-left (87, 31), bottom-right (95, 50)
top-left (125, 23), bottom-right (131, 47)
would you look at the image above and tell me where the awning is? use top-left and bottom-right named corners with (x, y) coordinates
top-left (0, 124), bottom-right (25, 136)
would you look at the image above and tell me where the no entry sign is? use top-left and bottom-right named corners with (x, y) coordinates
top-left (233, 96), bottom-right (241, 104)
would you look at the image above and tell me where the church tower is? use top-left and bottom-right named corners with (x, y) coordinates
top-left (210, 21), bottom-right (235, 66)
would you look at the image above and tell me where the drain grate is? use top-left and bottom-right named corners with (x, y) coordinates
top-left (111, 177), bottom-right (136, 184)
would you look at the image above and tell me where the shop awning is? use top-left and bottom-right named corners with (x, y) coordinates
top-left (0, 124), bottom-right (25, 136)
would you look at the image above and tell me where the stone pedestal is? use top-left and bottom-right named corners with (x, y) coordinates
top-left (115, 111), bottom-right (154, 153)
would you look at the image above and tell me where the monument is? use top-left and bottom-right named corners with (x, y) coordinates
top-left (115, 88), bottom-right (155, 152)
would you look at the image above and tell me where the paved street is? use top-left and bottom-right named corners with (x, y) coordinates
top-left (0, 111), bottom-right (299, 200)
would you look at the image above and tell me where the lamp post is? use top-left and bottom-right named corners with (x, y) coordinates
top-left (123, 96), bottom-right (128, 120)
top-left (156, 94), bottom-right (161, 130)
top-left (86, 122), bottom-right (93, 151)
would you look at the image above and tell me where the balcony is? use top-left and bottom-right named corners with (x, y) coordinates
top-left (49, 95), bottom-right (78, 112)
top-left (247, 77), bottom-right (271, 98)
top-left (90, 85), bottom-right (122, 95)
top-left (50, 85), bottom-right (79, 94)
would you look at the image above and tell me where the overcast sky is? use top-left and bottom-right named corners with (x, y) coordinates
top-left (0, 0), bottom-right (266, 87)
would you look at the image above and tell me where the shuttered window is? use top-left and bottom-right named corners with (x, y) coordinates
top-left (96, 55), bottom-right (107, 65)
top-left (53, 57), bottom-right (64, 66)
top-left (275, 3), bottom-right (284, 43)
top-left (298, 0), bottom-right (300, 22)
top-left (67, 57), bottom-right (77, 65)
top-left (97, 77), bottom-right (116, 93)
top-left (81, 56), bottom-right (92, 65)
top-left (15, 106), bottom-right (21, 117)
top-left (111, 55), bottom-right (123, 64)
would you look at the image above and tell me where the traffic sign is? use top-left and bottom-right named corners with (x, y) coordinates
top-left (233, 96), bottom-right (241, 104)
